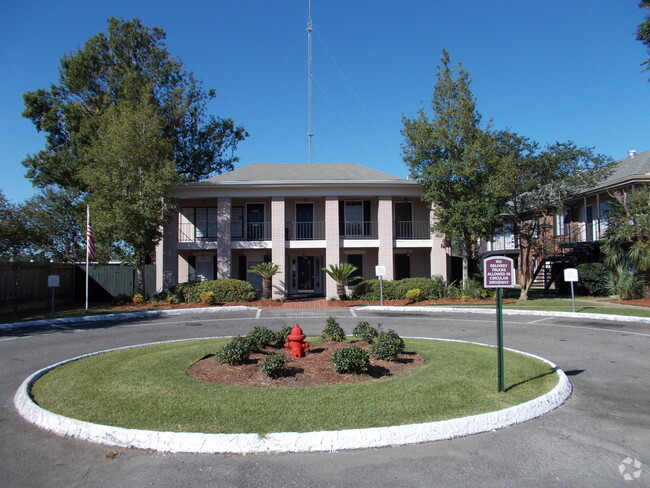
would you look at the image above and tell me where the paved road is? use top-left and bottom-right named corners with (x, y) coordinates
top-left (1, 308), bottom-right (648, 487)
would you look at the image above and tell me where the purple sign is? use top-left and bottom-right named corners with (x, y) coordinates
top-left (483, 256), bottom-right (515, 288)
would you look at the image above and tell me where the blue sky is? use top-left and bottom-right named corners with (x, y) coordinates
top-left (1, 0), bottom-right (648, 204)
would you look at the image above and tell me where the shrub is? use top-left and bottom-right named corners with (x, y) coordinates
top-left (351, 277), bottom-right (447, 301)
top-left (331, 346), bottom-right (370, 374)
top-left (274, 326), bottom-right (293, 345)
top-left (370, 329), bottom-right (405, 361)
top-left (352, 321), bottom-right (378, 343)
top-left (132, 293), bottom-right (144, 304)
top-left (199, 291), bottom-right (217, 306)
top-left (607, 265), bottom-right (644, 300)
top-left (405, 288), bottom-right (423, 303)
top-left (260, 352), bottom-right (287, 379)
top-left (215, 336), bottom-right (252, 365)
top-left (322, 316), bottom-right (346, 342)
top-left (576, 263), bottom-right (610, 296)
top-left (169, 279), bottom-right (257, 303)
top-left (246, 326), bottom-right (276, 352)
top-left (460, 278), bottom-right (489, 299)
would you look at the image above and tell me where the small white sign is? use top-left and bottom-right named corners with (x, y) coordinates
top-left (47, 275), bottom-right (60, 287)
top-left (375, 265), bottom-right (386, 277)
top-left (564, 268), bottom-right (579, 282)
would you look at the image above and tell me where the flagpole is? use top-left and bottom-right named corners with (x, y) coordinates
top-left (85, 205), bottom-right (90, 312)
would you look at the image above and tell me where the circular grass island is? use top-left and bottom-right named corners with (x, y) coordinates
top-left (16, 336), bottom-right (571, 454)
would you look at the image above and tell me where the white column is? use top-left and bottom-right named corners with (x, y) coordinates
top-left (324, 196), bottom-right (340, 298)
top-left (429, 207), bottom-right (449, 281)
top-left (271, 196), bottom-right (286, 299)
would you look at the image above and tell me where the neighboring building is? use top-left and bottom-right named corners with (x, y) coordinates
top-left (155, 163), bottom-right (451, 298)
top-left (481, 149), bottom-right (650, 290)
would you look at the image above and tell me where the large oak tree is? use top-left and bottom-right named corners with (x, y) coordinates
top-left (20, 18), bottom-right (247, 288)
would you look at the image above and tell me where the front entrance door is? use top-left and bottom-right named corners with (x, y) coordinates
top-left (297, 256), bottom-right (315, 293)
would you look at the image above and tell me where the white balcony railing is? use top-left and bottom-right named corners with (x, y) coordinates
top-left (394, 221), bottom-right (431, 239)
top-left (286, 221), bottom-right (326, 240)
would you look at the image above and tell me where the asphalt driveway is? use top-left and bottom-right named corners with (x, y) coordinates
top-left (1, 308), bottom-right (648, 487)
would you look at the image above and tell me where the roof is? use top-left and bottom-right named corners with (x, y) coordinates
top-left (589, 149), bottom-right (650, 192)
top-left (185, 163), bottom-right (409, 187)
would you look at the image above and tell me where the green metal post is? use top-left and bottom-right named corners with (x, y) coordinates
top-left (497, 287), bottom-right (505, 393)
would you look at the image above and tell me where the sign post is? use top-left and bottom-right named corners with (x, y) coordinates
top-left (47, 274), bottom-right (60, 317)
top-left (564, 268), bottom-right (579, 313)
top-left (375, 266), bottom-right (386, 306)
top-left (483, 256), bottom-right (516, 393)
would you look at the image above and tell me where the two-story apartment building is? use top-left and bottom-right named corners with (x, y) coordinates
top-left (481, 149), bottom-right (650, 289)
top-left (155, 163), bottom-right (450, 299)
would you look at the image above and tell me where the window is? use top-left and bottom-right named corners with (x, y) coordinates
top-left (195, 207), bottom-right (218, 238)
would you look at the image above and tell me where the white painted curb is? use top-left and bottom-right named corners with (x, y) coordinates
top-left (14, 338), bottom-right (571, 454)
top-left (0, 306), bottom-right (257, 331)
top-left (356, 306), bottom-right (650, 323)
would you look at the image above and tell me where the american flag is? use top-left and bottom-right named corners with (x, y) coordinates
top-left (86, 221), bottom-right (95, 260)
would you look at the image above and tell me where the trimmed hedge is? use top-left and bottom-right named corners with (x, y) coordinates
top-left (169, 279), bottom-right (257, 303)
top-left (351, 276), bottom-right (447, 301)
top-left (576, 262), bottom-right (610, 297)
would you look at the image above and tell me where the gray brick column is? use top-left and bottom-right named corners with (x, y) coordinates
top-left (155, 212), bottom-right (178, 291)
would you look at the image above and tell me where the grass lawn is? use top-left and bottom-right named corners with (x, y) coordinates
top-left (31, 337), bottom-right (559, 434)
top-left (503, 298), bottom-right (650, 317)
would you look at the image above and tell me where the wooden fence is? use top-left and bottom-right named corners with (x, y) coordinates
top-left (0, 262), bottom-right (156, 313)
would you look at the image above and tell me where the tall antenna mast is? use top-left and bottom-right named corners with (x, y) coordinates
top-left (307, 0), bottom-right (314, 163)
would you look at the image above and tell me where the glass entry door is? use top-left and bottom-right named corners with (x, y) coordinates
top-left (297, 256), bottom-right (315, 293)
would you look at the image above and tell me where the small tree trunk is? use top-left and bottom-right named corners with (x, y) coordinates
top-left (262, 277), bottom-right (272, 299)
top-left (337, 283), bottom-right (346, 300)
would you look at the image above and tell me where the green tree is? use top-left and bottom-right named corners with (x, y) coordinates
top-left (601, 188), bottom-right (650, 296)
top-left (0, 190), bottom-right (28, 260)
top-left (637, 1), bottom-right (650, 75)
top-left (22, 17), bottom-right (247, 190)
top-left (323, 263), bottom-right (361, 300)
top-left (402, 50), bottom-right (508, 284)
top-left (247, 262), bottom-right (280, 300)
top-left (495, 131), bottom-right (612, 299)
top-left (81, 93), bottom-right (177, 291)
top-left (20, 17), bottom-right (247, 280)
top-left (20, 187), bottom-right (86, 262)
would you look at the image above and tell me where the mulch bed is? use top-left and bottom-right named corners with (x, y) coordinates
top-left (186, 340), bottom-right (424, 388)
top-left (110, 297), bottom-right (511, 311)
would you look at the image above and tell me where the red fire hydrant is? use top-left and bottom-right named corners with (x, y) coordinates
top-left (284, 324), bottom-right (310, 357)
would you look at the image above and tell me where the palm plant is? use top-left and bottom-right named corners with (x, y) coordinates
top-left (247, 262), bottom-right (280, 300)
top-left (323, 263), bottom-right (361, 300)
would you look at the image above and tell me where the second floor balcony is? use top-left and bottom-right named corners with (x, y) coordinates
top-left (394, 221), bottom-right (431, 239)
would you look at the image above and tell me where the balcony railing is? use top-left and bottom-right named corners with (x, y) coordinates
top-left (178, 222), bottom-right (218, 242)
top-left (179, 222), bottom-right (272, 242)
top-left (394, 221), bottom-right (431, 239)
top-left (237, 222), bottom-right (271, 241)
top-left (286, 221), bottom-right (325, 240)
top-left (341, 221), bottom-right (378, 239)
